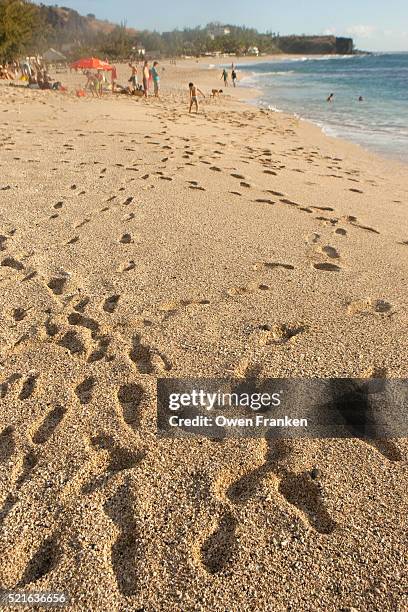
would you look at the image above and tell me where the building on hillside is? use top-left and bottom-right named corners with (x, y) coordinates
top-left (207, 25), bottom-right (231, 40)
top-left (247, 46), bottom-right (259, 56)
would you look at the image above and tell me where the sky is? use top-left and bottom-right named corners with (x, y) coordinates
top-left (39, 0), bottom-right (408, 52)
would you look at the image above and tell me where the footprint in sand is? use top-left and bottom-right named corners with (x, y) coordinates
top-left (75, 377), bottom-right (96, 405)
top-left (129, 335), bottom-right (171, 374)
top-left (74, 297), bottom-right (90, 313)
top-left (47, 276), bottom-right (68, 295)
top-left (280, 198), bottom-right (299, 207)
top-left (19, 375), bottom-right (38, 400)
top-left (102, 480), bottom-right (144, 596)
top-left (311, 206), bottom-right (335, 212)
top-left (347, 298), bottom-right (392, 316)
top-left (13, 307), bottom-right (27, 321)
top-left (120, 260), bottom-right (136, 272)
top-left (266, 190), bottom-right (285, 197)
top-left (17, 536), bottom-right (61, 587)
top-left (320, 246), bottom-right (340, 259)
top-left (259, 323), bottom-right (306, 344)
top-left (58, 330), bottom-right (87, 356)
top-left (120, 233), bottom-right (133, 244)
top-left (31, 405), bottom-right (67, 445)
top-left (278, 471), bottom-right (336, 534)
top-left (0, 426), bottom-right (16, 463)
top-left (200, 512), bottom-right (238, 575)
top-left (1, 256), bottom-right (24, 271)
top-left (0, 235), bottom-right (8, 251)
top-left (75, 218), bottom-right (90, 229)
top-left (117, 383), bottom-right (144, 427)
top-left (227, 283), bottom-right (270, 297)
top-left (254, 198), bottom-right (275, 205)
top-left (103, 295), bottom-right (120, 314)
top-left (313, 262), bottom-right (341, 272)
top-left (252, 262), bottom-right (295, 271)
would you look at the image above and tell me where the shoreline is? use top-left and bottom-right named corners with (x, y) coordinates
top-left (191, 54), bottom-right (408, 166)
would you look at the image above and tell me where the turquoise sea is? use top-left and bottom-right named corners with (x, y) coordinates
top-left (239, 53), bottom-right (408, 162)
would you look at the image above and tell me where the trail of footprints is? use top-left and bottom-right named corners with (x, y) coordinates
top-left (0, 374), bottom-right (147, 591)
top-left (1, 99), bottom-right (405, 592)
top-left (199, 439), bottom-right (336, 575)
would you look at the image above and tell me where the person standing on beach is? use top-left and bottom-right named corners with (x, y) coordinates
top-left (189, 82), bottom-right (205, 113)
top-left (143, 61), bottom-right (150, 97)
top-left (96, 70), bottom-right (104, 97)
top-left (151, 61), bottom-right (160, 97)
top-left (128, 62), bottom-right (138, 91)
top-left (85, 71), bottom-right (97, 97)
top-left (221, 68), bottom-right (229, 87)
top-left (111, 65), bottom-right (117, 93)
top-left (231, 68), bottom-right (237, 87)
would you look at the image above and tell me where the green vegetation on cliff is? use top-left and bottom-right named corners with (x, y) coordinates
top-left (0, 2), bottom-right (354, 60)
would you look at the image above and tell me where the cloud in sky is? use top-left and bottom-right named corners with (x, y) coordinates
top-left (346, 24), bottom-right (377, 39)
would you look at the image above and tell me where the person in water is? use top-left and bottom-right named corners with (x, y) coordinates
top-left (327, 93), bottom-right (334, 102)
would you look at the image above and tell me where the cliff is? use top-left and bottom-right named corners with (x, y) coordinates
top-left (277, 35), bottom-right (354, 55)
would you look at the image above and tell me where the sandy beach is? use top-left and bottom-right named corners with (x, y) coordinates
top-left (0, 59), bottom-right (407, 611)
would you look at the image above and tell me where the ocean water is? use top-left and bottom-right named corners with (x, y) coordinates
top-left (238, 53), bottom-right (408, 162)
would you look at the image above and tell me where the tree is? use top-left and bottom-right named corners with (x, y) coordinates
top-left (98, 25), bottom-right (133, 58)
top-left (0, 0), bottom-right (44, 59)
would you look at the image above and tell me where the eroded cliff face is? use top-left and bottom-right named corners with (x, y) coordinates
top-left (335, 37), bottom-right (354, 54)
top-left (277, 35), bottom-right (354, 55)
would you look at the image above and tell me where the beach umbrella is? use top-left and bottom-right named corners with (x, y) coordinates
top-left (70, 57), bottom-right (112, 71)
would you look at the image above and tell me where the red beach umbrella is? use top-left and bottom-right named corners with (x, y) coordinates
top-left (71, 57), bottom-right (113, 71)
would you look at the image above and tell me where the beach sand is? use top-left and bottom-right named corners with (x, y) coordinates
top-left (0, 60), bottom-right (407, 611)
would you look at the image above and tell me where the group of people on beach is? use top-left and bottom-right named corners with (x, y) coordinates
top-left (0, 57), bottom-right (62, 90)
top-left (221, 64), bottom-right (238, 87)
top-left (81, 59), bottom-right (161, 98)
top-left (1, 53), bottom-right (233, 115)
top-left (0, 62), bottom-right (17, 80)
top-left (126, 60), bottom-right (160, 97)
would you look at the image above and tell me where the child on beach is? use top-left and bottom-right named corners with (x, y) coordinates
top-left (189, 82), bottom-right (205, 113)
